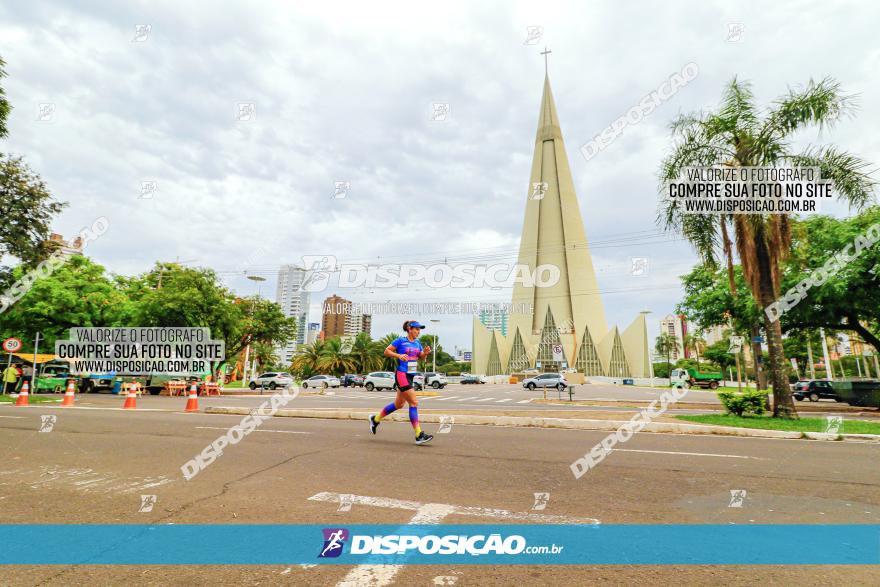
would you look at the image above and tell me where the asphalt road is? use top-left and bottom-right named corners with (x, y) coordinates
top-left (1, 401), bottom-right (878, 586)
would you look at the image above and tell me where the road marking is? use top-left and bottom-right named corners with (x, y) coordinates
top-left (434, 396), bottom-right (458, 401)
top-left (612, 448), bottom-right (764, 460)
top-left (475, 397), bottom-right (495, 402)
top-left (0, 415), bottom-right (25, 419)
top-left (195, 426), bottom-right (309, 435)
top-left (516, 400), bottom-right (532, 404)
top-left (310, 492), bottom-right (598, 587)
top-left (456, 397), bottom-right (478, 401)
top-left (495, 398), bottom-right (512, 403)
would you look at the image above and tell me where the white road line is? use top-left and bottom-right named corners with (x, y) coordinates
top-left (456, 397), bottom-right (479, 401)
top-left (475, 397), bottom-right (496, 402)
top-left (0, 415), bottom-right (25, 419)
top-left (612, 448), bottom-right (764, 460)
top-left (312, 491), bottom-right (598, 587)
top-left (516, 400), bottom-right (532, 404)
top-left (495, 398), bottom-right (513, 403)
top-left (308, 492), bottom-right (600, 525)
top-left (433, 396), bottom-right (458, 401)
top-left (195, 426), bottom-right (309, 435)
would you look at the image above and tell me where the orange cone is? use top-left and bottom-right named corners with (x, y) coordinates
top-left (61, 380), bottom-right (76, 407)
top-left (14, 381), bottom-right (29, 407)
top-left (184, 383), bottom-right (199, 412)
top-left (122, 383), bottom-right (137, 409)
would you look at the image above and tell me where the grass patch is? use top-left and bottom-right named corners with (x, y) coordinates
top-left (677, 413), bottom-right (880, 435)
top-left (0, 394), bottom-right (63, 404)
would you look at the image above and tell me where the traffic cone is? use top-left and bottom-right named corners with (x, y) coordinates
top-left (61, 380), bottom-right (76, 407)
top-left (184, 383), bottom-right (199, 412)
top-left (122, 384), bottom-right (137, 409)
top-left (14, 381), bottom-right (29, 407)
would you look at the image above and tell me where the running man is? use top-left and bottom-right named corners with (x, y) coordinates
top-left (369, 320), bottom-right (434, 445)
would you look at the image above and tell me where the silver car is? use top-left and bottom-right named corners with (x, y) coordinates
top-left (301, 374), bottom-right (341, 389)
top-left (249, 372), bottom-right (294, 390)
top-left (521, 373), bottom-right (568, 391)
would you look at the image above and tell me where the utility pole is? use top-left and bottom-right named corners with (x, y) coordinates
top-left (31, 332), bottom-right (41, 389)
top-left (807, 339), bottom-right (816, 379)
top-left (819, 328), bottom-right (833, 380)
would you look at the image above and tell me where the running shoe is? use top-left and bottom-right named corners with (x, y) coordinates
top-left (415, 431), bottom-right (433, 445)
top-left (369, 415), bottom-right (379, 435)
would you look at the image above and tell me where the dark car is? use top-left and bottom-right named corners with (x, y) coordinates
top-left (792, 379), bottom-right (839, 402)
top-left (342, 374), bottom-right (364, 388)
top-left (460, 374), bottom-right (484, 384)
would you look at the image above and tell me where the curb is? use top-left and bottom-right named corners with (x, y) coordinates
top-left (203, 407), bottom-right (880, 442)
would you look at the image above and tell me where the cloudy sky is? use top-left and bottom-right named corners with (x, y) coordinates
top-left (2, 0), bottom-right (878, 352)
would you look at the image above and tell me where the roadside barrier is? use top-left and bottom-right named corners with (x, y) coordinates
top-left (14, 381), bottom-right (29, 406)
top-left (184, 384), bottom-right (199, 412)
top-left (61, 380), bottom-right (76, 407)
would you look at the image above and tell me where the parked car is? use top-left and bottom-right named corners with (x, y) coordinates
top-left (341, 374), bottom-right (364, 388)
top-left (249, 372), bottom-right (295, 390)
top-left (420, 372), bottom-right (448, 389)
top-left (792, 379), bottom-right (839, 402)
top-left (522, 368), bottom-right (540, 376)
top-left (300, 374), bottom-right (341, 389)
top-left (364, 371), bottom-right (395, 391)
top-left (460, 374), bottom-right (486, 384)
top-left (522, 373), bottom-right (568, 391)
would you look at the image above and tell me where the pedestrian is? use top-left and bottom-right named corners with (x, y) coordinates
top-left (3, 363), bottom-right (19, 394)
top-left (369, 320), bottom-right (434, 445)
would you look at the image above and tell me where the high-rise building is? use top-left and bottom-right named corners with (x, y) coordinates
top-left (276, 265), bottom-right (310, 363)
top-left (659, 314), bottom-right (688, 361)
top-left (322, 295), bottom-right (371, 338)
top-left (46, 233), bottom-right (84, 259)
top-left (472, 70), bottom-right (650, 377)
top-left (478, 308), bottom-right (508, 337)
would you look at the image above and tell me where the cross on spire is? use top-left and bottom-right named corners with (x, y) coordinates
top-left (540, 46), bottom-right (552, 76)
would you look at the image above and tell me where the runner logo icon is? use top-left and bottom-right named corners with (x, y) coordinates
top-left (318, 528), bottom-right (349, 558)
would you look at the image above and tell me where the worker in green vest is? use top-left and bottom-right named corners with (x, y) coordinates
top-left (3, 364), bottom-right (19, 394)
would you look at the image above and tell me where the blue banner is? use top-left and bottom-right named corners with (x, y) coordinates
top-left (0, 525), bottom-right (876, 565)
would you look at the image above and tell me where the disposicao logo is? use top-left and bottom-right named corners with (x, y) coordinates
top-left (318, 528), bottom-right (349, 558)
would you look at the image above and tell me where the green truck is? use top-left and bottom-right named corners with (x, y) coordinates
top-left (670, 368), bottom-right (723, 390)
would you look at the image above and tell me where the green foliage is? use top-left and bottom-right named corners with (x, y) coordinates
top-left (652, 362), bottom-right (671, 378)
top-left (718, 390), bottom-right (769, 417)
top-left (0, 56), bottom-right (10, 138)
top-left (677, 264), bottom-right (758, 334)
top-left (702, 339), bottom-right (736, 371)
top-left (0, 155), bottom-right (67, 268)
top-left (0, 256), bottom-right (131, 350)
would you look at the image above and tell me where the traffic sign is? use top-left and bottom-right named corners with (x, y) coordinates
top-left (2, 338), bottom-right (22, 353)
top-left (552, 344), bottom-right (564, 362)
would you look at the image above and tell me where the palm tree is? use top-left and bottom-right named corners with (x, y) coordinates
top-left (377, 332), bottom-right (399, 372)
top-left (316, 337), bottom-right (357, 375)
top-left (350, 332), bottom-right (382, 374)
top-left (290, 339), bottom-right (325, 378)
top-left (684, 332), bottom-right (706, 369)
top-left (655, 333), bottom-right (680, 376)
top-left (659, 77), bottom-right (875, 418)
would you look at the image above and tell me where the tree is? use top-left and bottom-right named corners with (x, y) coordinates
top-left (684, 332), bottom-right (706, 369)
top-left (123, 263), bottom-right (296, 375)
top-left (290, 340), bottom-right (326, 378)
top-left (0, 56), bottom-right (11, 138)
top-left (703, 338), bottom-right (737, 373)
top-left (0, 155), bottom-right (67, 270)
top-left (0, 256), bottom-right (131, 350)
top-left (778, 209), bottom-right (880, 349)
top-left (659, 77), bottom-right (875, 418)
top-left (349, 332), bottom-right (382, 374)
top-left (317, 337), bottom-right (357, 375)
top-left (654, 333), bottom-right (680, 375)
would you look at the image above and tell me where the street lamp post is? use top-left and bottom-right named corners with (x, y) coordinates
top-left (640, 311), bottom-right (654, 387)
top-left (242, 274), bottom-right (267, 385)
top-left (430, 319), bottom-right (440, 373)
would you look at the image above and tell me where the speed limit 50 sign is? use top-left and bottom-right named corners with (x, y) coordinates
top-left (2, 338), bottom-right (22, 353)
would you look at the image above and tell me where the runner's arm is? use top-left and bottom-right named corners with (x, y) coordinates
top-left (384, 344), bottom-right (408, 361)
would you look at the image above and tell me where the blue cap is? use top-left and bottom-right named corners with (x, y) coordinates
top-left (408, 321), bottom-right (427, 329)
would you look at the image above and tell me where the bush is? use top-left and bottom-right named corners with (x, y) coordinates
top-left (718, 390), bottom-right (769, 417)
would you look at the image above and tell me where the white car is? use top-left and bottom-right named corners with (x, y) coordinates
top-left (248, 372), bottom-right (294, 390)
top-left (301, 374), bottom-right (341, 389)
top-left (420, 372), bottom-right (448, 389)
top-left (364, 371), bottom-right (395, 391)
